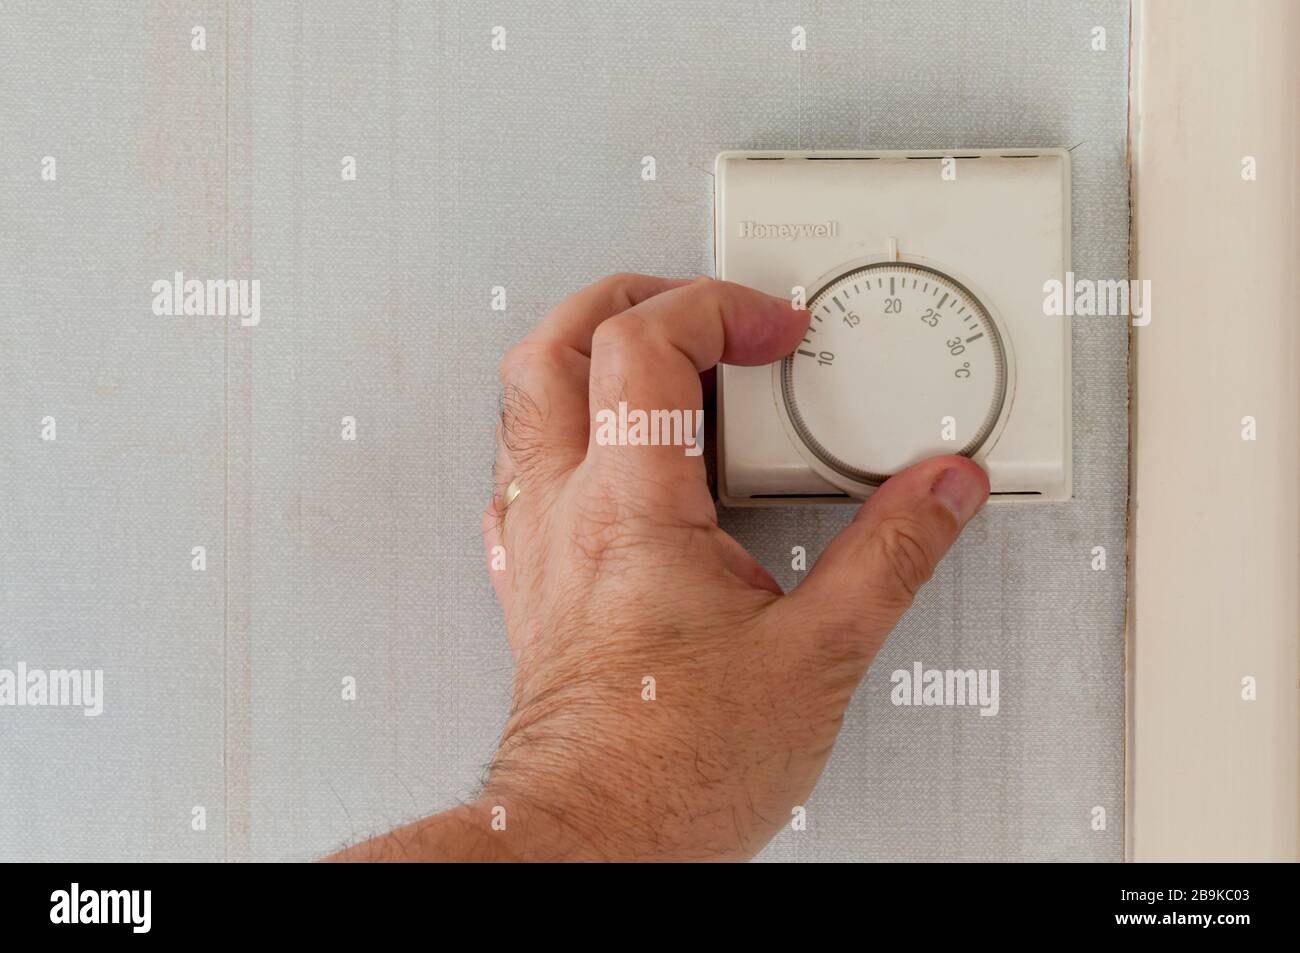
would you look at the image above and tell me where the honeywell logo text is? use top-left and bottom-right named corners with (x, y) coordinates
top-left (737, 220), bottom-right (839, 241)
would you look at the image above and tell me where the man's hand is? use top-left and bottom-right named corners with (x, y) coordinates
top-left (330, 275), bottom-right (988, 862)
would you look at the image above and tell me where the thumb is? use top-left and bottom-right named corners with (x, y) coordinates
top-left (775, 455), bottom-right (989, 666)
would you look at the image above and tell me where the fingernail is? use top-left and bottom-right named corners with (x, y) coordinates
top-left (931, 466), bottom-right (988, 526)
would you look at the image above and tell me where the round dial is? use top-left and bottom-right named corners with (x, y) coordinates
top-left (779, 261), bottom-right (1009, 490)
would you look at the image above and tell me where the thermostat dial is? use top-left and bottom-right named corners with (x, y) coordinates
top-left (776, 260), bottom-right (1012, 493)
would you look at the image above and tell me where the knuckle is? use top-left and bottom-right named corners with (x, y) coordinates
top-left (591, 312), bottom-right (649, 354)
top-left (499, 337), bottom-right (582, 385)
top-left (688, 275), bottom-right (725, 305)
top-left (872, 515), bottom-right (938, 600)
top-left (497, 343), bottom-right (530, 384)
top-left (687, 277), bottom-right (738, 325)
top-left (596, 272), bottom-right (646, 308)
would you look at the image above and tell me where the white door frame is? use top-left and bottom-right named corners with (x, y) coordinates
top-left (1127, 0), bottom-right (1298, 861)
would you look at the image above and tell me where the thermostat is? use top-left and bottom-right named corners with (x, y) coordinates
top-left (714, 149), bottom-right (1071, 504)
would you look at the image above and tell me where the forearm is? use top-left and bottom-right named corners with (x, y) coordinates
top-left (324, 790), bottom-right (602, 862)
top-left (325, 799), bottom-right (520, 862)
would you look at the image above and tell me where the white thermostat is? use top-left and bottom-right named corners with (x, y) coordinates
top-left (714, 149), bottom-right (1071, 504)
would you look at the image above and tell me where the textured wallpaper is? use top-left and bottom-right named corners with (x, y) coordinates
top-left (0, 0), bottom-right (1130, 861)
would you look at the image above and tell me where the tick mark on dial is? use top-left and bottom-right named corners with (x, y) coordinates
top-left (797, 349), bottom-right (816, 358)
top-left (965, 332), bottom-right (984, 343)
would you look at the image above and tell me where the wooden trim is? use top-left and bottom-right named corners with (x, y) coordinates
top-left (1128, 0), bottom-right (1299, 861)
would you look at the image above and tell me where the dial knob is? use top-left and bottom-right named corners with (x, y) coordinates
top-left (777, 260), bottom-right (1011, 494)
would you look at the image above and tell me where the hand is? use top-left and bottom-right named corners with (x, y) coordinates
top-left (331, 274), bottom-right (989, 862)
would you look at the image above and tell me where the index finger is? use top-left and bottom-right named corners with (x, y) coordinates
top-left (585, 278), bottom-right (810, 494)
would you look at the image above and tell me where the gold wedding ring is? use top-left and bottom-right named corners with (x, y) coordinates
top-left (502, 478), bottom-right (522, 512)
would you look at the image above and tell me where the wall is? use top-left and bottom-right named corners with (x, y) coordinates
top-left (0, 0), bottom-right (1131, 861)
